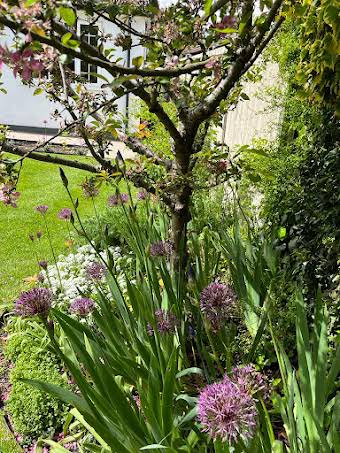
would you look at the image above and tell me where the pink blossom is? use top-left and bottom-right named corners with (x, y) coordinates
top-left (0, 183), bottom-right (21, 207)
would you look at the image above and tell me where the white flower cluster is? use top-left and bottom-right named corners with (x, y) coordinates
top-left (40, 244), bottom-right (132, 310)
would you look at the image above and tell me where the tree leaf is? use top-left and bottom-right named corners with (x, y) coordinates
top-left (58, 7), bottom-right (76, 26)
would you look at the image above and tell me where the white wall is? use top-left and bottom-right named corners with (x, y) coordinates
top-left (222, 62), bottom-right (282, 148)
top-left (0, 16), bottom-right (146, 130)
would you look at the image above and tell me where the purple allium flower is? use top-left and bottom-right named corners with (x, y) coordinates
top-left (38, 260), bottom-right (48, 270)
top-left (108, 194), bottom-right (119, 207)
top-left (81, 179), bottom-right (99, 198)
top-left (69, 297), bottom-right (95, 316)
top-left (35, 204), bottom-right (48, 214)
top-left (198, 377), bottom-right (257, 443)
top-left (230, 365), bottom-right (268, 398)
top-left (108, 193), bottom-right (129, 207)
top-left (147, 309), bottom-right (178, 336)
top-left (0, 183), bottom-right (20, 208)
top-left (200, 282), bottom-right (237, 331)
top-left (36, 230), bottom-right (43, 239)
top-left (149, 240), bottom-right (174, 257)
top-left (137, 190), bottom-right (147, 201)
top-left (120, 193), bottom-right (129, 203)
top-left (58, 208), bottom-right (72, 220)
top-left (86, 262), bottom-right (106, 281)
top-left (15, 288), bottom-right (52, 318)
top-left (133, 393), bottom-right (141, 410)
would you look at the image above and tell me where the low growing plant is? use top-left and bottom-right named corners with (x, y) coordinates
top-left (6, 341), bottom-right (67, 438)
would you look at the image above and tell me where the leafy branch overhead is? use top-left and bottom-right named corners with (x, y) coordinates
top-left (1, 0), bottom-right (335, 251)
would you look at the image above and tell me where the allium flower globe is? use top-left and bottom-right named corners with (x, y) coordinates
top-left (35, 204), bottom-right (48, 214)
top-left (58, 208), bottom-right (72, 220)
top-left (200, 282), bottom-right (237, 331)
top-left (108, 193), bottom-right (129, 207)
top-left (120, 193), bottom-right (129, 203)
top-left (15, 288), bottom-right (52, 318)
top-left (198, 377), bottom-right (257, 444)
top-left (86, 262), bottom-right (106, 281)
top-left (147, 309), bottom-right (178, 336)
top-left (149, 240), bottom-right (174, 257)
top-left (70, 297), bottom-right (95, 316)
top-left (137, 190), bottom-right (147, 201)
top-left (230, 365), bottom-right (268, 398)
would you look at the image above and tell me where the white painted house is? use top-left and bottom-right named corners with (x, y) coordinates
top-left (0, 13), bottom-right (281, 147)
top-left (0, 15), bottom-right (147, 133)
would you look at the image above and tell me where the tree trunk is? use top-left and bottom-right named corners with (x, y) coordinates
top-left (171, 145), bottom-right (193, 268)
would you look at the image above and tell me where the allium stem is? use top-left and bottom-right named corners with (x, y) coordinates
top-left (43, 216), bottom-right (63, 289)
top-left (66, 222), bottom-right (78, 269)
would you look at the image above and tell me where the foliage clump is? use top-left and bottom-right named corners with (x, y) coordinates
top-left (5, 331), bottom-right (68, 437)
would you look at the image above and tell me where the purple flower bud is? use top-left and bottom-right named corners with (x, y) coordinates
top-left (120, 193), bottom-right (129, 203)
top-left (137, 190), bottom-right (147, 201)
top-left (108, 193), bottom-right (129, 207)
top-left (149, 240), bottom-right (174, 257)
top-left (36, 230), bottom-right (43, 239)
top-left (198, 377), bottom-right (257, 443)
top-left (58, 208), bottom-right (72, 220)
top-left (35, 204), bottom-right (48, 214)
top-left (108, 194), bottom-right (119, 207)
top-left (86, 262), bottom-right (106, 281)
top-left (15, 288), bottom-right (52, 318)
top-left (69, 297), bottom-right (95, 316)
top-left (147, 309), bottom-right (178, 336)
top-left (28, 233), bottom-right (35, 242)
top-left (38, 260), bottom-right (48, 270)
top-left (200, 282), bottom-right (237, 331)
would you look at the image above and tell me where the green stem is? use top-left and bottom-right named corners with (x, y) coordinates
top-left (43, 216), bottom-right (63, 289)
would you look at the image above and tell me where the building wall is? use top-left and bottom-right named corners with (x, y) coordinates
top-left (0, 16), bottom-right (146, 131)
top-left (222, 62), bottom-right (282, 148)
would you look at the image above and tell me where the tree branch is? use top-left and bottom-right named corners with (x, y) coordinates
top-left (119, 133), bottom-right (172, 170)
top-left (2, 143), bottom-right (100, 173)
top-left (190, 0), bottom-right (284, 128)
top-left (0, 17), bottom-right (210, 78)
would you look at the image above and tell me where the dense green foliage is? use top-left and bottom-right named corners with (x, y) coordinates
top-left (293, 0), bottom-right (340, 115)
top-left (243, 24), bottom-right (340, 295)
top-left (5, 327), bottom-right (68, 438)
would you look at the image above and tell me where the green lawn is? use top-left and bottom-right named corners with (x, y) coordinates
top-left (0, 154), bottom-right (112, 306)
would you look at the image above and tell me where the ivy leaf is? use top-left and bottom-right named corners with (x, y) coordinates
top-left (132, 56), bottom-right (143, 69)
top-left (277, 227), bottom-right (287, 239)
top-left (58, 7), bottom-right (76, 27)
top-left (323, 5), bottom-right (338, 31)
